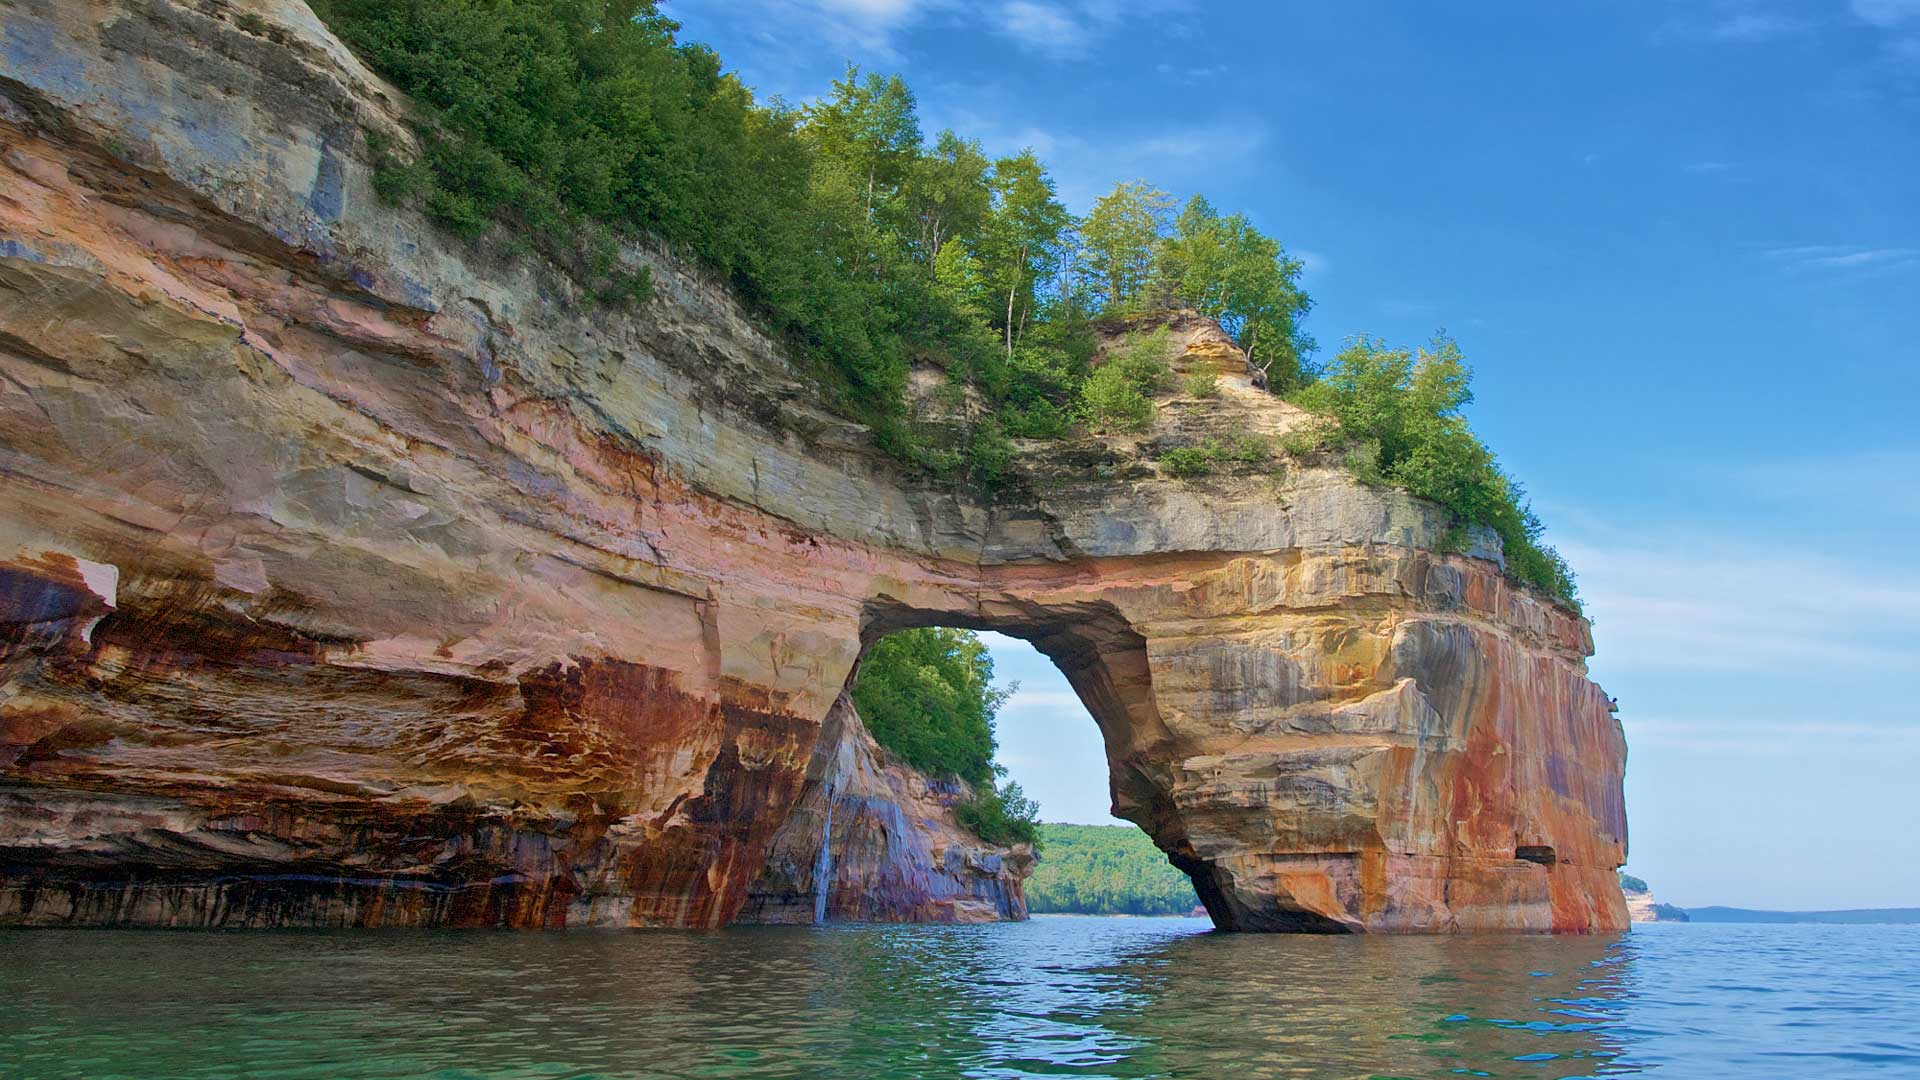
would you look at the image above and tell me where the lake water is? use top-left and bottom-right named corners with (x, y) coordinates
top-left (3, 918), bottom-right (1916, 1078)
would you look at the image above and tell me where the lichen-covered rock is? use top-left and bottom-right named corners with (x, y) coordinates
top-left (0, 0), bottom-right (1626, 931)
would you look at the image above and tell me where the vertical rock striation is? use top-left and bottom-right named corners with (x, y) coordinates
top-left (740, 694), bottom-right (1031, 925)
top-left (0, 0), bottom-right (1626, 931)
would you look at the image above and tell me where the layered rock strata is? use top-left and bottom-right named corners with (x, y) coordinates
top-left (0, 0), bottom-right (1627, 931)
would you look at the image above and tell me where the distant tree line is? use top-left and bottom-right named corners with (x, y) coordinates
top-left (1025, 824), bottom-right (1200, 916)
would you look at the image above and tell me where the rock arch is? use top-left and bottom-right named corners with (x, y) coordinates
top-left (0, 0), bottom-right (1625, 931)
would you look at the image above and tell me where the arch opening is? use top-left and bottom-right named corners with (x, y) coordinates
top-left (740, 595), bottom-right (1263, 929)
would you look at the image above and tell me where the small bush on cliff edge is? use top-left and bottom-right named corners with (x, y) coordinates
top-left (1077, 328), bottom-right (1173, 433)
top-left (956, 779), bottom-right (1041, 848)
top-left (1289, 334), bottom-right (1580, 608)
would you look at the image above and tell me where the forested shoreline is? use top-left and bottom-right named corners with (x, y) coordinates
top-left (1025, 825), bottom-right (1200, 916)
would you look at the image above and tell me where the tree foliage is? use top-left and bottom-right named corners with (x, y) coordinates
top-left (850, 628), bottom-right (1007, 787)
top-left (1025, 824), bottom-right (1200, 916)
top-left (849, 628), bottom-right (1040, 846)
top-left (312, 0), bottom-right (1579, 607)
top-left (1291, 336), bottom-right (1579, 606)
top-left (956, 779), bottom-right (1041, 848)
top-left (1157, 196), bottom-right (1315, 392)
top-left (1082, 181), bottom-right (1174, 307)
top-left (312, 1), bottom-right (1310, 460)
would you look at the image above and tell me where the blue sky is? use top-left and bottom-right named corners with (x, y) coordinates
top-left (669, 0), bottom-right (1920, 910)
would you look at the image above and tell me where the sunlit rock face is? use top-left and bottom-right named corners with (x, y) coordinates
top-left (1622, 879), bottom-right (1689, 924)
top-left (0, 0), bottom-right (1626, 931)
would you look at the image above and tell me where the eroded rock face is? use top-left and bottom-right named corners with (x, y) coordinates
top-left (0, 0), bottom-right (1627, 931)
top-left (741, 694), bottom-right (1031, 925)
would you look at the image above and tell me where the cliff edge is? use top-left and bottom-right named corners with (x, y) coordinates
top-left (0, 0), bottom-right (1626, 931)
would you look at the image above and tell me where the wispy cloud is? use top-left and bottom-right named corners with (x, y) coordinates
top-left (989, 0), bottom-right (1192, 60)
top-left (994, 1), bottom-right (1086, 56)
top-left (1851, 0), bottom-right (1920, 27)
top-left (1155, 60), bottom-right (1233, 85)
top-left (919, 97), bottom-right (1270, 210)
top-left (1764, 244), bottom-right (1919, 272)
top-left (1653, 1), bottom-right (1819, 44)
top-left (1623, 716), bottom-right (1920, 756)
top-left (669, 0), bottom-right (955, 91)
top-left (1559, 466), bottom-right (1920, 676)
top-left (1709, 11), bottom-right (1815, 41)
top-left (1722, 450), bottom-right (1920, 527)
top-left (1684, 160), bottom-right (1735, 173)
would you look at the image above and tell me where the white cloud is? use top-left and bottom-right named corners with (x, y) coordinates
top-left (1708, 11), bottom-right (1813, 40)
top-left (1293, 249), bottom-right (1329, 276)
top-left (918, 97), bottom-right (1270, 210)
top-left (1562, 517), bottom-right (1920, 677)
top-left (1540, 453), bottom-right (1920, 687)
top-left (987, 0), bottom-right (1193, 59)
top-left (994, 1), bottom-right (1088, 56)
top-left (1852, 0), bottom-right (1920, 27)
top-left (1764, 244), bottom-right (1919, 272)
top-left (671, 0), bottom-right (952, 74)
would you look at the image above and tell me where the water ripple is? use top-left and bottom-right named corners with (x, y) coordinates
top-left (1, 920), bottom-right (1916, 1077)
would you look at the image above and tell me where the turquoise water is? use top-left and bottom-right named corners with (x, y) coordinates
top-left (2, 919), bottom-right (1916, 1078)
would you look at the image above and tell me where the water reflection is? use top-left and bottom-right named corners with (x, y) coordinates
top-left (4, 920), bottom-right (1916, 1078)
top-left (1093, 929), bottom-right (1633, 1077)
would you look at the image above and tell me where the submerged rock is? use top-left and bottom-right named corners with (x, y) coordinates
top-left (0, 0), bottom-right (1627, 931)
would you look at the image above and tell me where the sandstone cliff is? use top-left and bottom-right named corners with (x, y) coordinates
top-left (1622, 877), bottom-right (1689, 924)
top-left (0, 0), bottom-right (1628, 931)
top-left (741, 694), bottom-right (1031, 925)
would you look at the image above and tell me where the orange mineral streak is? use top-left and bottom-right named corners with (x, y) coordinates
top-left (0, 0), bottom-right (1625, 931)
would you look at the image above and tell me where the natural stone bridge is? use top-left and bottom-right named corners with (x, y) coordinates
top-left (0, 0), bottom-right (1627, 931)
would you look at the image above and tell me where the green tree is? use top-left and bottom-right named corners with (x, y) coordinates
top-left (851, 628), bottom-right (1039, 847)
top-left (850, 627), bottom-right (1010, 787)
top-left (904, 130), bottom-right (992, 264)
top-left (933, 242), bottom-right (992, 319)
top-left (980, 151), bottom-right (1071, 356)
top-left (1156, 195), bottom-right (1315, 391)
top-left (1292, 335), bottom-right (1578, 605)
top-left (956, 779), bottom-right (1040, 847)
top-left (804, 64), bottom-right (921, 217)
top-left (1081, 180), bottom-right (1174, 308)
